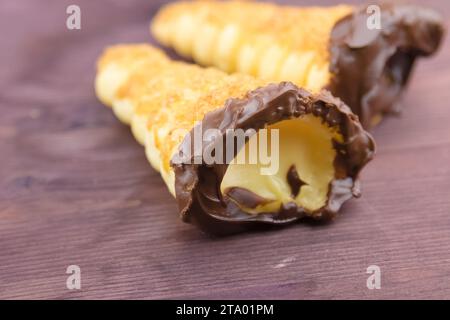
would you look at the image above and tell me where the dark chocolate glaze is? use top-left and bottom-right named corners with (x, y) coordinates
top-left (225, 187), bottom-right (274, 209)
top-left (172, 82), bottom-right (375, 235)
top-left (329, 3), bottom-right (445, 128)
top-left (287, 165), bottom-right (305, 198)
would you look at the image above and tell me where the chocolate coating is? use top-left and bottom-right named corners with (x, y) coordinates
top-left (172, 82), bottom-right (375, 235)
top-left (329, 3), bottom-right (445, 128)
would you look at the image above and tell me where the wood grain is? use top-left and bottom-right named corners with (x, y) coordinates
top-left (0, 0), bottom-right (449, 299)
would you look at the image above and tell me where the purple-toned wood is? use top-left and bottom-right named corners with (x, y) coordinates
top-left (0, 0), bottom-right (449, 299)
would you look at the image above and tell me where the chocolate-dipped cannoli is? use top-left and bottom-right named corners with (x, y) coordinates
top-left (95, 44), bottom-right (375, 235)
top-left (151, 1), bottom-right (444, 128)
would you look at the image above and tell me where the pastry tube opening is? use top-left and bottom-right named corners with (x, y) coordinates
top-left (95, 44), bottom-right (375, 235)
top-left (151, 1), bottom-right (445, 129)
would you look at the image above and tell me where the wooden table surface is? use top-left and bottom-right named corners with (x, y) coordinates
top-left (0, 0), bottom-right (449, 300)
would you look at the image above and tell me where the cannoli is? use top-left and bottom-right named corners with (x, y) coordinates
top-left (95, 44), bottom-right (375, 234)
top-left (151, 1), bottom-right (444, 128)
